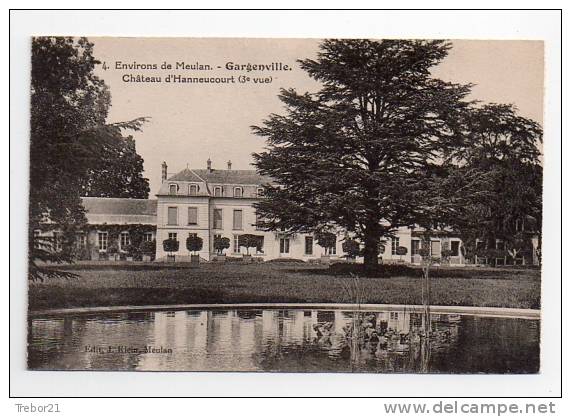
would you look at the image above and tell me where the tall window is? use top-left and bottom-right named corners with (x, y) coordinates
top-left (76, 233), bottom-right (86, 248)
top-left (214, 186), bottom-right (223, 197)
top-left (167, 207), bottom-right (178, 225)
top-left (168, 232), bottom-right (178, 241)
top-left (233, 187), bottom-right (243, 198)
top-left (144, 232), bottom-right (153, 242)
top-left (169, 184), bottom-right (178, 195)
top-left (188, 184), bottom-right (198, 196)
top-left (233, 235), bottom-right (240, 253)
top-left (188, 207), bottom-right (198, 225)
top-left (98, 231), bottom-right (108, 251)
top-left (233, 209), bottom-right (243, 230)
top-left (391, 237), bottom-right (400, 255)
top-left (305, 236), bottom-right (313, 255)
top-left (515, 218), bottom-right (524, 232)
top-left (430, 240), bottom-right (441, 257)
top-left (279, 238), bottom-right (290, 254)
top-left (329, 242), bottom-right (337, 255)
top-left (450, 241), bottom-right (460, 256)
top-left (120, 231), bottom-right (130, 249)
top-left (411, 239), bottom-right (421, 256)
top-left (213, 209), bottom-right (223, 229)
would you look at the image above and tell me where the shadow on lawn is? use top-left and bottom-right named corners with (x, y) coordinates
top-left (284, 263), bottom-right (540, 280)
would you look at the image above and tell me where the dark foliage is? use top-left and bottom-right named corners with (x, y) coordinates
top-left (29, 36), bottom-right (148, 280)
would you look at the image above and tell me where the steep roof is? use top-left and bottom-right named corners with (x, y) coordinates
top-left (81, 197), bottom-right (157, 225)
top-left (167, 168), bottom-right (273, 185)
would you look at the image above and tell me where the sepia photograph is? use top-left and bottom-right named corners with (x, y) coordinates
top-left (25, 36), bottom-right (544, 375)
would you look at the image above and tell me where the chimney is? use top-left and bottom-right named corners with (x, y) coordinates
top-left (227, 160), bottom-right (232, 170)
top-left (161, 161), bottom-right (168, 182)
top-left (207, 158), bottom-right (212, 172)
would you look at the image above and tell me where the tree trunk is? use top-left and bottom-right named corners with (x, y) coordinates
top-left (363, 229), bottom-right (380, 275)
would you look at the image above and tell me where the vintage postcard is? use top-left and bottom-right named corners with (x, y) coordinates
top-left (27, 37), bottom-right (543, 373)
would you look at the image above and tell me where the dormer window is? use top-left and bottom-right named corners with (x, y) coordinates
top-left (257, 188), bottom-right (264, 197)
top-left (169, 184), bottom-right (178, 195)
top-left (214, 186), bottom-right (223, 197)
top-left (233, 187), bottom-right (243, 198)
top-left (188, 184), bottom-right (199, 196)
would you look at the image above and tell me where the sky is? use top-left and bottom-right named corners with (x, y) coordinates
top-left (91, 38), bottom-right (544, 196)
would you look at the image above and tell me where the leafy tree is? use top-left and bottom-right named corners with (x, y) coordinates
top-left (238, 234), bottom-right (263, 255)
top-left (163, 238), bottom-right (179, 258)
top-left (315, 231), bottom-right (337, 255)
top-left (452, 104), bottom-right (542, 259)
top-left (253, 39), bottom-right (471, 272)
top-left (213, 236), bottom-right (231, 255)
top-left (81, 135), bottom-right (150, 198)
top-left (342, 238), bottom-right (361, 259)
top-left (186, 235), bottom-right (204, 255)
top-left (29, 37), bottom-right (147, 280)
top-left (140, 240), bottom-right (156, 259)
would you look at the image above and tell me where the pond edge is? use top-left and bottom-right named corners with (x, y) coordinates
top-left (29, 303), bottom-right (540, 320)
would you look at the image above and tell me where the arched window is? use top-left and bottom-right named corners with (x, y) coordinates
top-left (188, 184), bottom-right (199, 196)
top-left (233, 187), bottom-right (243, 198)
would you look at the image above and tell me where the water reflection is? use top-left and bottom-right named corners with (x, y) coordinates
top-left (28, 308), bottom-right (539, 373)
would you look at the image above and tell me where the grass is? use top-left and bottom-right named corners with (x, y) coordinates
top-left (28, 262), bottom-right (541, 311)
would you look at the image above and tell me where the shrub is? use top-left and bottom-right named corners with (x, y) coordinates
top-left (315, 231), bottom-right (337, 255)
top-left (163, 238), bottom-right (179, 255)
top-left (186, 235), bottom-right (203, 254)
top-left (266, 258), bottom-right (306, 264)
top-left (238, 234), bottom-right (264, 255)
top-left (140, 240), bottom-right (156, 257)
top-left (395, 246), bottom-right (408, 256)
top-left (213, 236), bottom-right (230, 255)
top-left (342, 239), bottom-right (361, 259)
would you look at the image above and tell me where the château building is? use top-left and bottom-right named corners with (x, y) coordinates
top-left (34, 159), bottom-right (540, 266)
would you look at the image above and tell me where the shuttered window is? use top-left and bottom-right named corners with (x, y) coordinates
top-left (233, 210), bottom-right (243, 230)
top-left (188, 207), bottom-right (198, 225)
top-left (167, 207), bottom-right (178, 225)
top-left (213, 209), bottom-right (223, 229)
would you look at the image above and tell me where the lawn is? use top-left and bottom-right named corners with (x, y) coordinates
top-left (28, 262), bottom-right (541, 311)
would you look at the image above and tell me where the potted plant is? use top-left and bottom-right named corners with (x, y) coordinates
top-left (316, 231), bottom-right (337, 264)
top-left (122, 244), bottom-right (135, 261)
top-left (342, 239), bottom-right (360, 263)
top-left (107, 241), bottom-right (119, 261)
top-left (163, 238), bottom-right (179, 262)
top-left (186, 235), bottom-right (203, 265)
top-left (140, 240), bottom-right (156, 262)
top-left (213, 236), bottom-right (230, 262)
top-left (238, 234), bottom-right (262, 262)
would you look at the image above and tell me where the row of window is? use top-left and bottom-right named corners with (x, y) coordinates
top-left (97, 231), bottom-right (154, 251)
top-left (167, 207), bottom-right (256, 230)
top-left (410, 239), bottom-right (461, 257)
top-left (34, 231), bottom-right (154, 252)
top-left (169, 183), bottom-right (264, 198)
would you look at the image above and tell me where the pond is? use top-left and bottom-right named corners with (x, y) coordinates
top-left (28, 307), bottom-right (539, 373)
